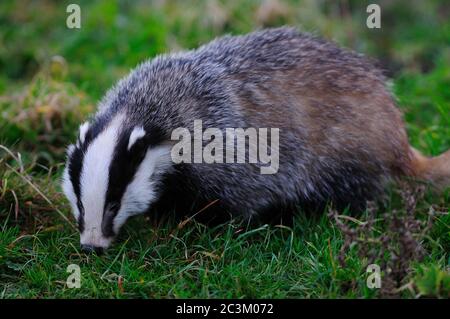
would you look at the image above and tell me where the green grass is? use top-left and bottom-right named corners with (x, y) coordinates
top-left (0, 1), bottom-right (449, 298)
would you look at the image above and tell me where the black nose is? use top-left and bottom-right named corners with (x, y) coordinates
top-left (80, 244), bottom-right (104, 255)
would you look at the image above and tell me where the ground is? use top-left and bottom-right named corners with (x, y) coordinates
top-left (0, 1), bottom-right (449, 298)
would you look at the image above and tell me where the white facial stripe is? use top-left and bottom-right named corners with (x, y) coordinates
top-left (79, 113), bottom-right (125, 247)
top-left (62, 165), bottom-right (79, 220)
top-left (80, 231), bottom-right (113, 248)
top-left (79, 122), bottom-right (90, 144)
top-left (113, 145), bottom-right (172, 233)
top-left (127, 127), bottom-right (146, 150)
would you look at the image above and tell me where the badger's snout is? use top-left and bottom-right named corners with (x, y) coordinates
top-left (80, 226), bottom-right (114, 253)
top-left (80, 244), bottom-right (104, 255)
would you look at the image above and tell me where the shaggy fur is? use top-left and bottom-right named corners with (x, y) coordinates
top-left (63, 27), bottom-right (450, 249)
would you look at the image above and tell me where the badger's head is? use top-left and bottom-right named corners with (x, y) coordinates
top-left (62, 113), bottom-right (172, 254)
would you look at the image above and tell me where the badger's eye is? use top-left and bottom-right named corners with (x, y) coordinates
top-left (108, 202), bottom-right (119, 211)
top-left (102, 207), bottom-right (117, 238)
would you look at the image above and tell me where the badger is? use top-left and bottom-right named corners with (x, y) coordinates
top-left (62, 27), bottom-right (450, 254)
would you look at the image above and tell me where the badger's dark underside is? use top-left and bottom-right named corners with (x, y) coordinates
top-left (149, 157), bottom-right (389, 226)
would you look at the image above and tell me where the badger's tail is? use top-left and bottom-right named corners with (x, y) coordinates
top-left (409, 147), bottom-right (450, 192)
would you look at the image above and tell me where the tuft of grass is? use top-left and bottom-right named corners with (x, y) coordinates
top-left (0, 71), bottom-right (94, 167)
top-left (330, 184), bottom-right (449, 297)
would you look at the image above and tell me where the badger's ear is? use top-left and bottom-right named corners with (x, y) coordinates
top-left (78, 121), bottom-right (90, 144)
top-left (66, 144), bottom-right (76, 158)
top-left (127, 127), bottom-right (146, 151)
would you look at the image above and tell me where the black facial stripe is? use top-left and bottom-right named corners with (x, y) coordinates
top-left (102, 131), bottom-right (148, 237)
top-left (68, 146), bottom-right (85, 231)
top-left (77, 201), bottom-right (85, 233)
top-left (102, 125), bottom-right (167, 237)
top-left (68, 148), bottom-right (83, 202)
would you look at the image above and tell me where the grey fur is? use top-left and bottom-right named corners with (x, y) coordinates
top-left (68, 27), bottom-right (414, 228)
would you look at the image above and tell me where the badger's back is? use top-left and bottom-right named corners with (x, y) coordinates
top-left (93, 28), bottom-right (414, 220)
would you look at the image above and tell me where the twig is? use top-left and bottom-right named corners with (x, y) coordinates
top-left (0, 145), bottom-right (24, 173)
top-left (10, 190), bottom-right (19, 221)
top-left (177, 199), bottom-right (220, 230)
